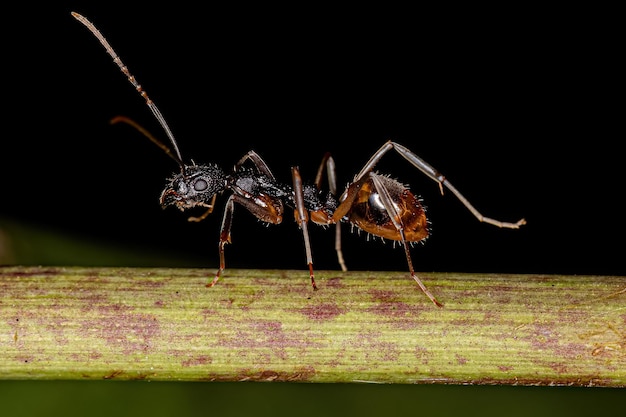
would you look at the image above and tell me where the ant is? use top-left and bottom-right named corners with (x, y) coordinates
top-left (72, 12), bottom-right (526, 307)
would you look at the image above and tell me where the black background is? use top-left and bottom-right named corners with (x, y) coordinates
top-left (0, 4), bottom-right (623, 417)
top-left (2, 4), bottom-right (622, 276)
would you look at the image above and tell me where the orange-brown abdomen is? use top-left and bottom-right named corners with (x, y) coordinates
top-left (346, 176), bottom-right (428, 242)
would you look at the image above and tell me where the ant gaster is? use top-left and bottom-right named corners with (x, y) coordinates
top-left (72, 12), bottom-right (526, 307)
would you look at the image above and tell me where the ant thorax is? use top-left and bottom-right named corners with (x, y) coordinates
top-left (231, 169), bottom-right (291, 200)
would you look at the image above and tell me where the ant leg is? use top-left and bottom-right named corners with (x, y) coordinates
top-left (398, 230), bottom-right (443, 308)
top-left (235, 151), bottom-right (277, 179)
top-left (332, 175), bottom-right (367, 222)
top-left (368, 174), bottom-right (443, 307)
top-left (335, 224), bottom-right (347, 272)
top-left (109, 116), bottom-right (184, 166)
top-left (391, 142), bottom-right (525, 228)
top-left (207, 196), bottom-right (235, 288)
top-left (187, 195), bottom-right (217, 222)
top-left (314, 153), bottom-right (347, 272)
top-left (352, 141), bottom-right (526, 229)
top-left (314, 152), bottom-right (338, 195)
top-left (291, 166), bottom-right (318, 290)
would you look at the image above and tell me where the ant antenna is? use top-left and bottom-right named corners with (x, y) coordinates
top-left (110, 115), bottom-right (184, 166)
top-left (71, 12), bottom-right (186, 172)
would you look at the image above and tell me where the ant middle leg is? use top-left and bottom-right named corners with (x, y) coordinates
top-left (291, 166), bottom-right (318, 290)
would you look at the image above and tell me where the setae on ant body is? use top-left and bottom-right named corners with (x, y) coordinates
top-left (72, 12), bottom-right (525, 307)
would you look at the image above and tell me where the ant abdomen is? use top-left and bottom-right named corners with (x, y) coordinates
top-left (339, 173), bottom-right (429, 242)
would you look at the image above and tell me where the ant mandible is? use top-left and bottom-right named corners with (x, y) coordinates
top-left (72, 12), bottom-right (526, 307)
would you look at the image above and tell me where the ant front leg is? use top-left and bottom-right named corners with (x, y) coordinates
top-left (208, 176), bottom-right (285, 288)
top-left (291, 166), bottom-right (318, 290)
top-left (187, 194), bottom-right (218, 223)
top-left (207, 196), bottom-right (235, 288)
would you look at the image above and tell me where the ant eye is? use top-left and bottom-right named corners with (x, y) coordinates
top-left (194, 179), bottom-right (208, 191)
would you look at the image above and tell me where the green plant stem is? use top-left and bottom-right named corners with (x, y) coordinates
top-left (0, 266), bottom-right (624, 386)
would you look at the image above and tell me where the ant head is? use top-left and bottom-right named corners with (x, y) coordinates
top-left (160, 164), bottom-right (227, 211)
